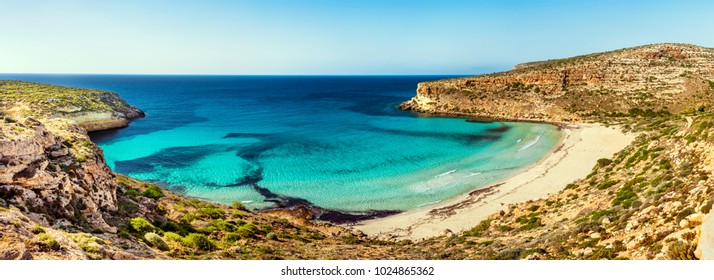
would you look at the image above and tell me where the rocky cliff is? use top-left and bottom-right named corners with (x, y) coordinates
top-left (400, 43), bottom-right (714, 122)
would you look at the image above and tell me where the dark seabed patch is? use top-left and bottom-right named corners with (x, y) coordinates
top-left (89, 107), bottom-right (209, 144)
top-left (486, 125), bottom-right (511, 133)
top-left (465, 119), bottom-right (495, 124)
top-left (114, 145), bottom-right (225, 174)
top-left (369, 127), bottom-right (501, 145)
top-left (249, 183), bottom-right (400, 224)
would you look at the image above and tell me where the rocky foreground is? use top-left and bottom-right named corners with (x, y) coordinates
top-left (2, 44), bottom-right (714, 259)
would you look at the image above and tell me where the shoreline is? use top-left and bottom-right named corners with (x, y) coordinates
top-left (352, 123), bottom-right (636, 240)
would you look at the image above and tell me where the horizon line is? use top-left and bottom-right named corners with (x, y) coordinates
top-left (0, 72), bottom-right (480, 77)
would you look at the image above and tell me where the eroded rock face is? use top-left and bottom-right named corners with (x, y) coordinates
top-left (0, 118), bottom-right (118, 232)
top-left (401, 44), bottom-right (714, 123)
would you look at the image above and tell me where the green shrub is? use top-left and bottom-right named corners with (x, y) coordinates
top-left (667, 241), bottom-right (697, 260)
top-left (612, 185), bottom-right (639, 208)
top-left (144, 232), bottom-right (170, 251)
top-left (179, 213), bottom-right (198, 223)
top-left (235, 224), bottom-right (259, 239)
top-left (142, 185), bottom-right (164, 199)
top-left (130, 217), bottom-right (156, 233)
top-left (597, 158), bottom-right (613, 167)
top-left (223, 232), bottom-right (242, 243)
top-left (38, 233), bottom-right (60, 250)
top-left (597, 180), bottom-right (620, 190)
top-left (163, 232), bottom-right (183, 243)
top-left (195, 206), bottom-right (225, 219)
top-left (266, 232), bottom-right (278, 241)
top-left (125, 189), bottom-right (140, 197)
top-left (231, 202), bottom-right (247, 211)
top-left (182, 233), bottom-right (215, 251)
top-left (31, 224), bottom-right (45, 234)
top-left (465, 219), bottom-right (492, 237)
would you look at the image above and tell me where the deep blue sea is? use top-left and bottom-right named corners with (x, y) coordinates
top-left (0, 75), bottom-right (561, 218)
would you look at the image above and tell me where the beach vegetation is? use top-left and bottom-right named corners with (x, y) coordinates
top-left (597, 158), bottom-right (613, 167)
top-left (597, 179), bottom-right (620, 190)
top-left (465, 219), bottom-right (493, 237)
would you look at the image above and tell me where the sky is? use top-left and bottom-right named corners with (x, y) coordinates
top-left (1, 0), bottom-right (713, 75)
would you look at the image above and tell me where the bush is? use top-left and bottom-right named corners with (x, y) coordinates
top-left (266, 232), bottom-right (278, 241)
top-left (597, 158), bottom-right (613, 167)
top-left (223, 232), bottom-right (242, 243)
top-left (130, 217), bottom-right (156, 233)
top-left (179, 213), bottom-right (198, 223)
top-left (163, 232), bottom-right (183, 243)
top-left (667, 241), bottom-right (697, 260)
top-left (142, 185), bottom-right (164, 199)
top-left (125, 189), bottom-right (140, 197)
top-left (235, 224), bottom-right (259, 239)
top-left (38, 233), bottom-right (60, 251)
top-left (144, 232), bottom-right (170, 251)
top-left (182, 233), bottom-right (215, 251)
top-left (31, 224), bottom-right (45, 234)
top-left (195, 207), bottom-right (225, 219)
top-left (231, 202), bottom-right (247, 211)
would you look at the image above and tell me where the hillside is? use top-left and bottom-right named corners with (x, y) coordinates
top-left (400, 44), bottom-right (714, 123)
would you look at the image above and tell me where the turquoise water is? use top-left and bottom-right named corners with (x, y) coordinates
top-left (0, 75), bottom-right (561, 218)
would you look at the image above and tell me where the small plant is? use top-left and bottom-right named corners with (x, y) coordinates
top-left (182, 233), bottom-right (215, 251)
top-left (142, 184), bottom-right (164, 199)
top-left (130, 217), bottom-right (156, 233)
top-left (667, 241), bottom-right (697, 260)
top-left (163, 232), bottom-right (183, 243)
top-left (31, 224), bottom-right (45, 234)
top-left (125, 189), bottom-right (140, 197)
top-left (266, 232), bottom-right (278, 241)
top-left (231, 202), bottom-right (247, 211)
top-left (37, 233), bottom-right (60, 251)
top-left (144, 232), bottom-right (170, 251)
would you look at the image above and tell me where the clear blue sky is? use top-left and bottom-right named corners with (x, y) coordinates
top-left (1, 0), bottom-right (713, 75)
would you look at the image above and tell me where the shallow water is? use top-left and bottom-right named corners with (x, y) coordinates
top-left (1, 75), bottom-right (561, 214)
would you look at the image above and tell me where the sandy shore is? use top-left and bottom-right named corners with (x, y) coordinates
top-left (352, 123), bottom-right (636, 240)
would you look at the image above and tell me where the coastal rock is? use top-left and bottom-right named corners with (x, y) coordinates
top-left (399, 44), bottom-right (714, 123)
top-left (442, 229), bottom-right (456, 238)
top-left (0, 118), bottom-right (118, 231)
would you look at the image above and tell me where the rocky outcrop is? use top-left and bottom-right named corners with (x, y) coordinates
top-left (0, 80), bottom-right (144, 132)
top-left (0, 117), bottom-right (118, 232)
top-left (401, 44), bottom-right (714, 123)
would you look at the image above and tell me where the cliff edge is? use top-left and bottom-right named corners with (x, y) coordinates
top-left (400, 43), bottom-right (714, 123)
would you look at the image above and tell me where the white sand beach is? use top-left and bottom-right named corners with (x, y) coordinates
top-left (353, 123), bottom-right (636, 240)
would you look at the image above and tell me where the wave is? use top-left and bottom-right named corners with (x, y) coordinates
top-left (518, 133), bottom-right (543, 151)
top-left (417, 200), bottom-right (442, 207)
top-left (435, 169), bottom-right (457, 178)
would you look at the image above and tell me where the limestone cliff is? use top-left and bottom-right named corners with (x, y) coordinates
top-left (400, 43), bottom-right (714, 122)
top-left (0, 117), bottom-right (118, 232)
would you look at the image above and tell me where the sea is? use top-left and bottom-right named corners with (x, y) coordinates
top-left (0, 75), bottom-right (561, 221)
